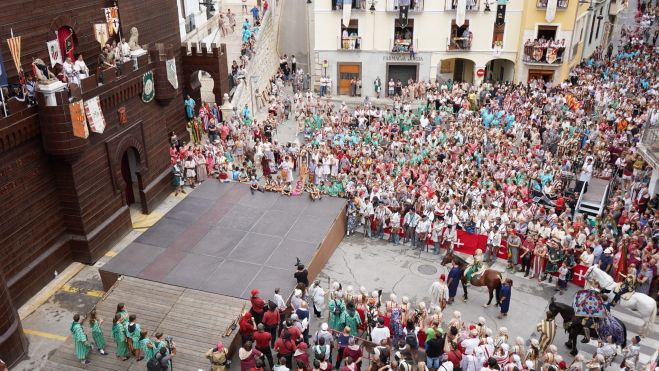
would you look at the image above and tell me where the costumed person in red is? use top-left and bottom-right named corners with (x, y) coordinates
top-left (239, 311), bottom-right (257, 344)
top-left (250, 289), bottom-right (266, 325)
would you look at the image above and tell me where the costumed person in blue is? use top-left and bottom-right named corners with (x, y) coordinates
top-left (242, 24), bottom-right (252, 43)
top-left (447, 260), bottom-right (462, 304)
top-left (497, 278), bottom-right (512, 319)
top-left (577, 284), bottom-right (604, 343)
top-left (184, 94), bottom-right (196, 120)
top-left (464, 249), bottom-right (484, 286)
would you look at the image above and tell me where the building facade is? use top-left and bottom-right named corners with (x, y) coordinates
top-left (0, 0), bottom-right (227, 365)
top-left (313, 0), bottom-right (523, 97)
top-left (314, 0), bottom-right (622, 91)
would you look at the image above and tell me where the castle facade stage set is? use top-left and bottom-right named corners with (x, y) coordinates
top-left (0, 0), bottom-right (228, 365)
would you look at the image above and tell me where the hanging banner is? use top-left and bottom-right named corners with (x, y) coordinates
top-left (46, 39), bottom-right (62, 68)
top-left (495, 4), bottom-right (506, 25)
top-left (342, 0), bottom-right (352, 28)
top-left (0, 46), bottom-right (7, 87)
top-left (93, 23), bottom-right (109, 48)
top-left (399, 0), bottom-right (410, 27)
top-left (84, 96), bottom-right (107, 134)
top-left (166, 58), bottom-right (179, 89)
top-left (142, 70), bottom-right (155, 103)
top-left (6, 32), bottom-right (21, 74)
top-left (546, 46), bottom-right (559, 63)
top-left (103, 7), bottom-right (120, 36)
top-left (456, 0), bottom-right (467, 27)
top-left (545, 0), bottom-right (558, 22)
top-left (69, 100), bottom-right (89, 139)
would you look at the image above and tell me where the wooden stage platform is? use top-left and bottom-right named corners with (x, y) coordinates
top-left (99, 182), bottom-right (347, 300)
top-left (46, 276), bottom-right (247, 370)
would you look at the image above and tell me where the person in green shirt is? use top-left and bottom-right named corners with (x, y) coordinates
top-left (545, 241), bottom-right (564, 284)
top-left (339, 302), bottom-right (362, 336)
top-left (70, 314), bottom-right (91, 365)
top-left (137, 330), bottom-right (154, 361)
top-left (112, 313), bottom-right (131, 360)
top-left (328, 297), bottom-right (346, 331)
top-left (88, 309), bottom-right (108, 355)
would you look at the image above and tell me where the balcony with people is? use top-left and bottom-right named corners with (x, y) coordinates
top-left (339, 20), bottom-right (361, 50)
top-left (522, 38), bottom-right (567, 64)
top-left (391, 20), bottom-right (416, 53)
top-left (448, 20), bottom-right (472, 51)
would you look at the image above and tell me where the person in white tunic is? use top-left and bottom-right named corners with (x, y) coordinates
top-left (308, 280), bottom-right (325, 318)
top-left (428, 274), bottom-right (449, 311)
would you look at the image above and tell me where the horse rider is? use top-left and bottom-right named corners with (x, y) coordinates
top-left (579, 284), bottom-right (603, 343)
top-left (611, 265), bottom-right (638, 307)
top-left (464, 249), bottom-right (484, 286)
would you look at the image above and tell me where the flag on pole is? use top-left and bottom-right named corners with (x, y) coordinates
top-left (6, 29), bottom-right (22, 74)
top-left (93, 23), bottom-right (109, 48)
top-left (103, 7), bottom-right (120, 36)
top-left (47, 39), bottom-right (63, 68)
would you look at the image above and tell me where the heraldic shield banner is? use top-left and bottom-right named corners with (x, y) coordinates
top-left (142, 71), bottom-right (155, 103)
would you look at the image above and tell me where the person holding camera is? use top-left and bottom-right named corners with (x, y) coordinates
top-left (147, 342), bottom-right (176, 371)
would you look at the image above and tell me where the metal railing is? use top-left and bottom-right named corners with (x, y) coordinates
top-left (640, 122), bottom-right (659, 165)
top-left (387, 0), bottom-right (425, 12)
top-left (447, 36), bottom-right (471, 51)
top-left (537, 0), bottom-right (569, 9)
top-left (445, 0), bottom-right (480, 11)
top-left (338, 36), bottom-right (362, 50)
top-left (390, 38), bottom-right (417, 53)
top-left (522, 43), bottom-right (566, 64)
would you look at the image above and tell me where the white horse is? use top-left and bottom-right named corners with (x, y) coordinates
top-left (585, 265), bottom-right (657, 336)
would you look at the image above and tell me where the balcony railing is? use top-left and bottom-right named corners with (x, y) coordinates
top-left (523, 42), bottom-right (566, 64)
top-left (338, 36), bottom-right (362, 50)
top-left (386, 0), bottom-right (424, 12)
top-left (331, 0), bottom-right (371, 11)
top-left (448, 35), bottom-right (472, 51)
top-left (445, 0), bottom-right (480, 11)
top-left (390, 38), bottom-right (417, 53)
top-left (537, 0), bottom-right (569, 9)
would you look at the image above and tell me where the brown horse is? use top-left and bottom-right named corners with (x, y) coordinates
top-left (440, 252), bottom-right (503, 307)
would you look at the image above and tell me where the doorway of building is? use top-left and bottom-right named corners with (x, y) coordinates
top-left (484, 59), bottom-right (515, 82)
top-left (387, 64), bottom-right (418, 86)
top-left (537, 25), bottom-right (558, 40)
top-left (528, 69), bottom-right (555, 82)
top-left (120, 147), bottom-right (141, 206)
top-left (337, 63), bottom-right (361, 95)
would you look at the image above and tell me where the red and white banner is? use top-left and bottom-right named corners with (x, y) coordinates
top-left (84, 96), bottom-right (106, 134)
